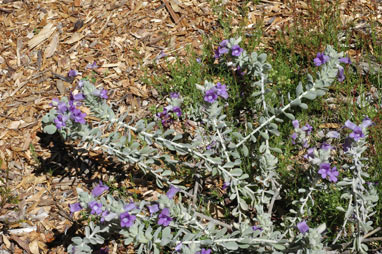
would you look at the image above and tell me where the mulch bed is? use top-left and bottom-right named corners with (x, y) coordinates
top-left (0, 0), bottom-right (380, 253)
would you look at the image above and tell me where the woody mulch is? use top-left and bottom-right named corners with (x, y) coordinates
top-left (0, 0), bottom-right (380, 253)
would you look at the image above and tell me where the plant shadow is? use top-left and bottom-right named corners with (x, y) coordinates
top-left (33, 131), bottom-right (152, 198)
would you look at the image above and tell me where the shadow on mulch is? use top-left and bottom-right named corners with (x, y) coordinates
top-left (33, 131), bottom-right (151, 198)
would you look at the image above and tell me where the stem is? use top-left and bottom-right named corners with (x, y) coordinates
top-left (214, 119), bottom-right (230, 162)
top-left (260, 74), bottom-right (270, 150)
top-left (333, 197), bottom-right (353, 244)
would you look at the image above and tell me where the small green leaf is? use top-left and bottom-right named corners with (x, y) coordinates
top-left (43, 124), bottom-right (57, 134)
top-left (284, 113), bottom-right (295, 120)
top-left (303, 92), bottom-right (316, 100)
top-left (41, 115), bottom-right (50, 123)
top-left (230, 168), bottom-right (243, 176)
top-left (299, 103), bottom-right (308, 109)
top-left (223, 241), bottom-right (239, 250)
top-left (241, 145), bottom-right (249, 156)
top-left (260, 131), bottom-right (269, 140)
top-left (296, 82), bottom-right (303, 96)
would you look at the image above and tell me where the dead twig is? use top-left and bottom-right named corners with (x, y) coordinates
top-left (162, 0), bottom-right (180, 24)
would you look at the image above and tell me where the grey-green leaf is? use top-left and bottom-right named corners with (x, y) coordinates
top-left (43, 124), bottom-right (57, 134)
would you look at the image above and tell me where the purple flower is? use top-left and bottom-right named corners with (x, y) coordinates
top-left (337, 66), bottom-right (345, 82)
top-left (172, 106), bottom-right (182, 117)
top-left (196, 248), bottom-right (212, 254)
top-left (344, 120), bottom-right (364, 141)
top-left (318, 163), bottom-right (338, 182)
top-left (86, 61), bottom-right (98, 69)
top-left (68, 69), bottom-right (79, 77)
top-left (327, 131), bottom-right (340, 138)
top-left (290, 132), bottom-right (298, 144)
top-left (57, 102), bottom-right (68, 114)
top-left (69, 202), bottom-right (82, 215)
top-left (327, 166), bottom-right (339, 183)
top-left (252, 226), bottom-right (262, 231)
top-left (70, 108), bottom-right (86, 124)
top-left (196, 58), bottom-right (201, 63)
top-left (292, 120), bottom-right (299, 129)
top-left (361, 117), bottom-right (374, 128)
top-left (231, 45), bottom-right (243, 57)
top-left (73, 93), bottom-right (85, 101)
top-left (88, 201), bottom-right (103, 215)
top-left (304, 148), bottom-right (315, 159)
top-left (156, 108), bottom-right (174, 127)
top-left (222, 182), bottom-right (230, 190)
top-left (175, 243), bottom-right (182, 252)
top-left (301, 124), bottom-right (313, 135)
top-left (339, 57), bottom-right (351, 64)
top-left (158, 208), bottom-right (172, 227)
top-left (215, 82), bottom-right (228, 99)
top-left (321, 143), bottom-right (332, 150)
top-left (166, 186), bottom-right (179, 199)
top-left (94, 89), bottom-right (108, 99)
top-left (50, 99), bottom-right (69, 114)
top-left (54, 114), bottom-right (69, 129)
top-left (92, 181), bottom-right (109, 197)
top-left (214, 46), bottom-right (229, 59)
top-left (156, 108), bottom-right (168, 118)
top-left (100, 210), bottom-right (110, 223)
top-left (170, 92), bottom-right (180, 99)
top-left (218, 47), bottom-right (229, 55)
top-left (314, 52), bottom-right (330, 66)
top-left (120, 211), bottom-right (136, 228)
top-left (220, 40), bottom-right (228, 47)
top-left (204, 88), bottom-right (218, 103)
top-left (148, 204), bottom-right (159, 215)
top-left (297, 221), bottom-right (309, 234)
top-left (124, 202), bottom-right (136, 212)
top-left (318, 163), bottom-right (331, 179)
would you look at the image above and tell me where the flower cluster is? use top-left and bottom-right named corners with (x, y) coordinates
top-left (156, 105), bottom-right (182, 127)
top-left (313, 52), bottom-right (351, 82)
top-left (214, 40), bottom-right (229, 59)
top-left (69, 184), bottom-right (180, 230)
top-left (318, 163), bottom-right (339, 183)
top-left (214, 39), bottom-right (243, 59)
top-left (50, 91), bottom-right (87, 129)
top-left (156, 92), bottom-right (183, 127)
top-left (344, 118), bottom-right (373, 141)
top-left (290, 120), bottom-right (312, 147)
top-left (204, 82), bottom-right (228, 103)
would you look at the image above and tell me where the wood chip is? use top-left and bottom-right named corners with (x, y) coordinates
top-left (64, 32), bottom-right (84, 44)
top-left (44, 32), bottom-right (59, 58)
top-left (28, 23), bottom-right (56, 49)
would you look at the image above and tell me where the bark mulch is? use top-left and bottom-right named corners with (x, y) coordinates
top-left (0, 0), bottom-right (380, 253)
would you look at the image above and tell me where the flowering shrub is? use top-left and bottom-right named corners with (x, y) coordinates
top-left (41, 38), bottom-right (379, 254)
